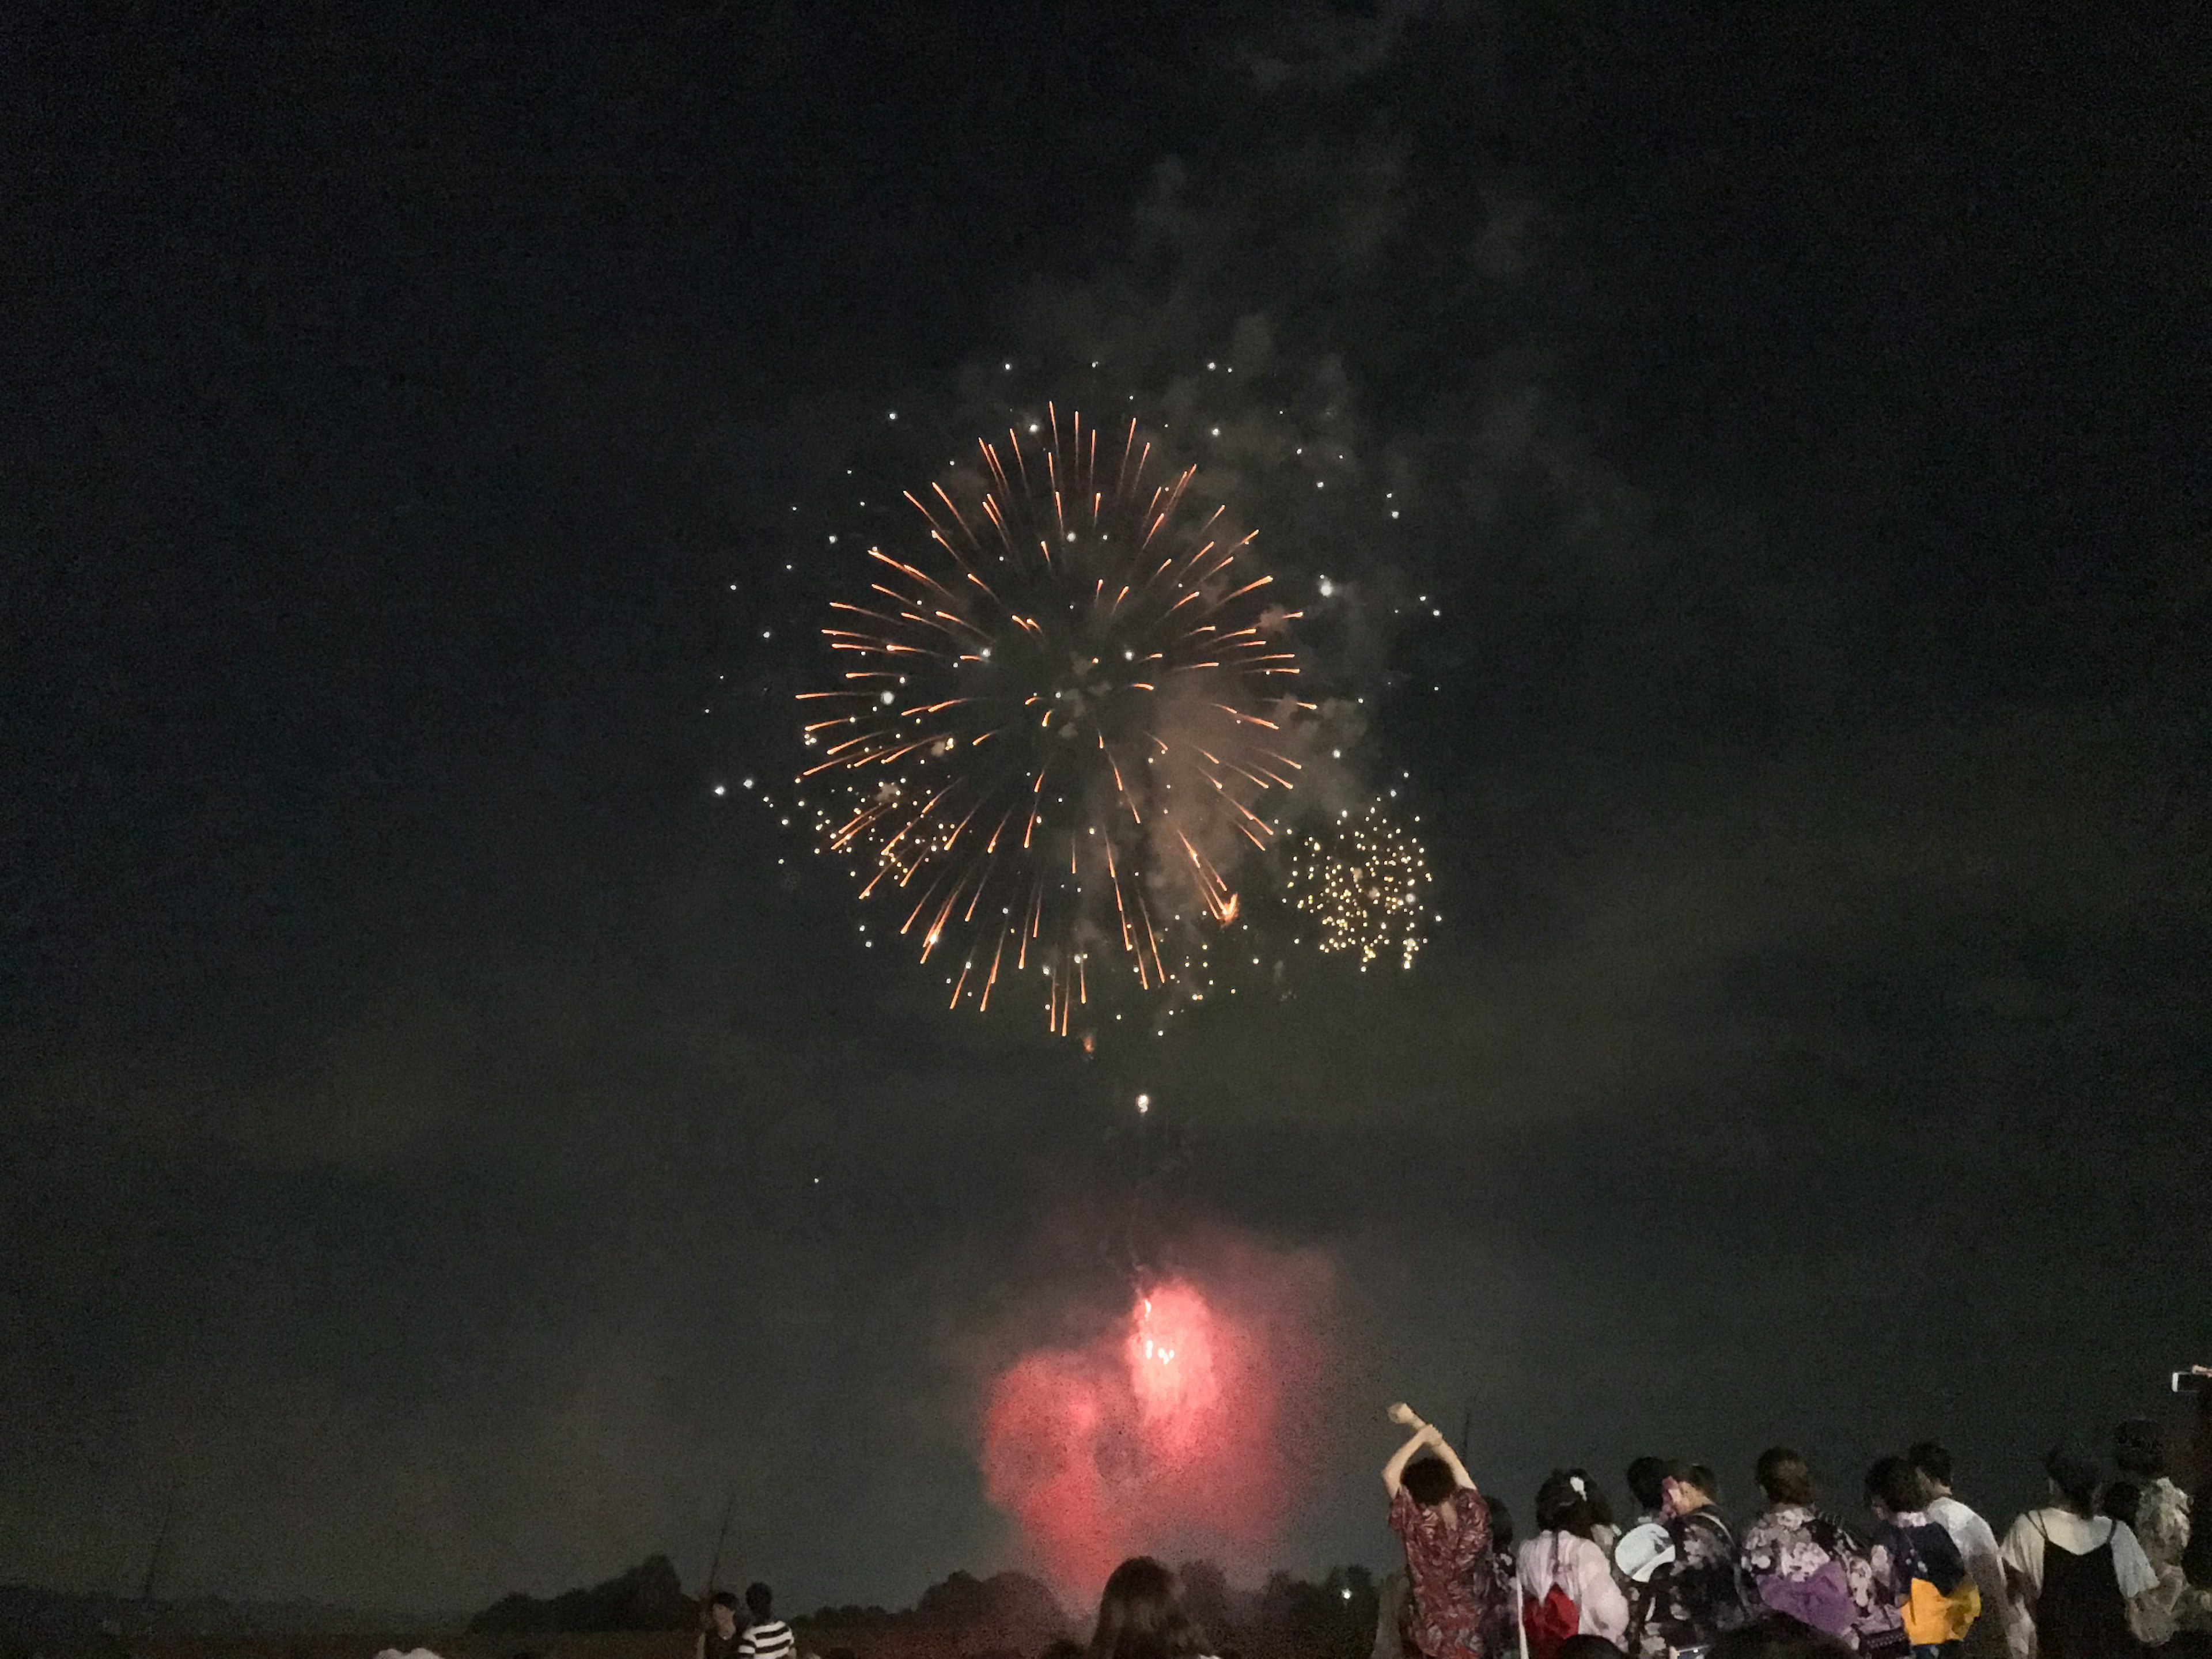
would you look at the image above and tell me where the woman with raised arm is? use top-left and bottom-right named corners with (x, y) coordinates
top-left (1384, 1402), bottom-right (1497, 1659)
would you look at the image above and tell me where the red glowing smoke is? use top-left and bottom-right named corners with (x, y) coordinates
top-left (979, 1249), bottom-right (1331, 1594)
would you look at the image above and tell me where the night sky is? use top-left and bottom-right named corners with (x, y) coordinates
top-left (5, 0), bottom-right (2207, 1621)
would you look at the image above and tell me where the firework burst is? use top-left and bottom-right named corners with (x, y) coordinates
top-left (1285, 804), bottom-right (1431, 970)
top-left (798, 408), bottom-right (1312, 1031)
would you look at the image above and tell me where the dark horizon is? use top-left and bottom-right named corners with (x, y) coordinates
top-left (4, 0), bottom-right (2206, 1619)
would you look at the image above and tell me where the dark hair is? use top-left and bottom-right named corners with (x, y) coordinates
top-left (2044, 1445), bottom-right (2101, 1516)
top-left (712, 1592), bottom-right (740, 1611)
top-left (1536, 1470), bottom-right (1597, 1539)
top-left (2103, 1479), bottom-right (2143, 1529)
top-left (745, 1584), bottom-right (774, 1620)
top-left (1709, 1615), bottom-right (1851, 1658)
top-left (1091, 1558), bottom-right (1205, 1659)
top-left (1864, 1456), bottom-right (1924, 1514)
top-left (1907, 1441), bottom-right (1953, 1486)
top-left (1756, 1447), bottom-right (1816, 1507)
top-left (1688, 1464), bottom-right (1719, 1500)
top-left (2113, 1419), bottom-right (2165, 1479)
top-left (1403, 1454), bottom-right (1457, 1508)
top-left (1555, 1638), bottom-right (1628, 1659)
top-left (1568, 1469), bottom-right (1616, 1530)
top-left (1626, 1456), bottom-right (1672, 1512)
top-left (1487, 1495), bottom-right (1517, 1553)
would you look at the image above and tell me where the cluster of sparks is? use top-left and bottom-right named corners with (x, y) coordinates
top-left (797, 408), bottom-right (1312, 1032)
top-left (1286, 804), bottom-right (1432, 970)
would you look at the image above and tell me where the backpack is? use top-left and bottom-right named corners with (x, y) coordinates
top-left (1884, 1519), bottom-right (1980, 1646)
top-left (1521, 1535), bottom-right (1582, 1659)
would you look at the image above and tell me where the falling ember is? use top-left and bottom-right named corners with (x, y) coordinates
top-left (1286, 804), bottom-right (1432, 970)
top-left (799, 412), bottom-right (1309, 1030)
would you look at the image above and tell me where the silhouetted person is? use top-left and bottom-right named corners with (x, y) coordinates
top-left (1999, 1446), bottom-right (2154, 1659)
top-left (1571, 1473), bottom-right (1620, 1556)
top-left (1628, 1461), bottom-right (1751, 1658)
top-left (1740, 1446), bottom-right (1897, 1653)
top-left (1374, 1570), bottom-right (1414, 1659)
top-left (1627, 1460), bottom-right (1672, 1526)
top-left (1615, 1459), bottom-right (1676, 1596)
top-left (739, 1583), bottom-right (794, 1659)
top-left (1091, 1557), bottom-right (1215, 1659)
top-left (2116, 1415), bottom-right (2191, 1646)
top-left (1907, 1441), bottom-right (2013, 1658)
top-left (1865, 1455), bottom-right (1978, 1658)
top-left (1522, 1469), bottom-right (1631, 1654)
top-left (698, 1590), bottom-right (743, 1659)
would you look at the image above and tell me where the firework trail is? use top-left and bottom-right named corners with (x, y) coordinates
top-left (797, 409), bottom-right (1312, 1031)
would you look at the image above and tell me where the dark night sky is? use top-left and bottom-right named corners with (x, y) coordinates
top-left (4, 0), bottom-right (2208, 1620)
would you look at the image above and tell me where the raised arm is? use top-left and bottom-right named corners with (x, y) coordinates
top-left (1427, 1428), bottom-right (1478, 1493)
top-left (1382, 1403), bottom-right (1440, 1497)
top-left (1382, 1402), bottom-right (1477, 1495)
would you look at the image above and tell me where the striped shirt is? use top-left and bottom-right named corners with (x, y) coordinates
top-left (740, 1620), bottom-right (794, 1659)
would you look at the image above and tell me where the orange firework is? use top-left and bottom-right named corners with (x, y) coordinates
top-left (797, 408), bottom-right (1310, 1032)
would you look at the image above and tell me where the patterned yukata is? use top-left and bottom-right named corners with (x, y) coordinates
top-left (1740, 1503), bottom-right (1905, 1653)
top-left (1391, 1484), bottom-right (1496, 1659)
top-left (2133, 1477), bottom-right (2193, 1644)
top-left (1628, 1509), bottom-right (1753, 1658)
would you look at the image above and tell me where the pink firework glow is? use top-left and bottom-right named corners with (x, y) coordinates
top-left (979, 1260), bottom-right (1331, 1593)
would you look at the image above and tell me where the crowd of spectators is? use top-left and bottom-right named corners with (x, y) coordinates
top-left (1078, 1380), bottom-right (2210, 1659)
top-left (1360, 1391), bottom-right (2210, 1659)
